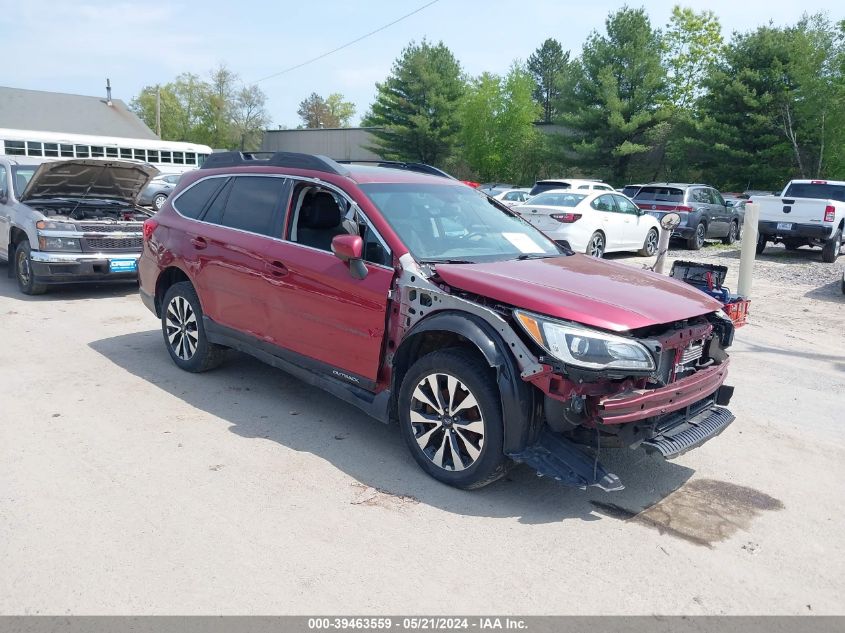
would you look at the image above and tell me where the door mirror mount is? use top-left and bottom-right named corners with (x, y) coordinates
top-left (331, 234), bottom-right (367, 279)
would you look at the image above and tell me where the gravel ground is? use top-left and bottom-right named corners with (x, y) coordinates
top-left (666, 240), bottom-right (845, 294)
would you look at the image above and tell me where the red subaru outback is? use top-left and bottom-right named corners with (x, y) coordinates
top-left (139, 152), bottom-right (736, 491)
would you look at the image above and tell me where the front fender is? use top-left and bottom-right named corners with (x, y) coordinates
top-left (393, 310), bottom-right (541, 453)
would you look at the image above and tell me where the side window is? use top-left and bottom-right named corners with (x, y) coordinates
top-left (0, 166), bottom-right (7, 200)
top-left (691, 188), bottom-right (709, 204)
top-left (577, 185), bottom-right (590, 190)
top-left (289, 185), bottom-right (348, 252)
top-left (173, 178), bottom-right (227, 219)
top-left (710, 189), bottom-right (725, 206)
top-left (217, 176), bottom-right (287, 237)
top-left (358, 215), bottom-right (392, 266)
top-left (591, 195), bottom-right (616, 212)
top-left (614, 195), bottom-right (640, 215)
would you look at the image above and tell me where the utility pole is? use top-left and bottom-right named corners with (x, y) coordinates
top-left (155, 86), bottom-right (161, 138)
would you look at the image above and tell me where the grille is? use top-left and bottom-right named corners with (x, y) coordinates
top-left (79, 223), bottom-right (138, 233)
top-left (84, 237), bottom-right (143, 251)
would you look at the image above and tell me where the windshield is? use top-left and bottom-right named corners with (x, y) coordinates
top-left (527, 192), bottom-right (587, 207)
top-left (360, 183), bottom-right (562, 263)
top-left (10, 166), bottom-right (37, 197)
top-left (783, 182), bottom-right (845, 202)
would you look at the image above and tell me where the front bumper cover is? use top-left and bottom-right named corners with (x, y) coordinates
top-left (29, 251), bottom-right (140, 284)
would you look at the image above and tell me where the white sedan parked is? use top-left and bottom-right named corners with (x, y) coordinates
top-left (492, 188), bottom-right (532, 206)
top-left (512, 189), bottom-right (661, 257)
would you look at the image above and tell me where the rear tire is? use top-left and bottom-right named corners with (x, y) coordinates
top-left (398, 348), bottom-right (507, 490)
top-left (722, 221), bottom-right (738, 245)
top-left (586, 231), bottom-right (605, 258)
top-left (15, 240), bottom-right (47, 295)
top-left (756, 233), bottom-right (767, 255)
top-left (153, 193), bottom-right (168, 210)
top-left (686, 222), bottom-right (705, 250)
top-left (161, 281), bottom-right (226, 372)
top-left (821, 229), bottom-right (842, 263)
top-left (638, 228), bottom-right (659, 257)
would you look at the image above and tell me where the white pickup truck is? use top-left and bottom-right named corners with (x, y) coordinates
top-left (753, 179), bottom-right (845, 262)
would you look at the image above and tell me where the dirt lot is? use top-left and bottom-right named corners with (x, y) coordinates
top-left (0, 243), bottom-right (843, 615)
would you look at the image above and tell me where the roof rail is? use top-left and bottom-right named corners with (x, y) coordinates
top-left (201, 151), bottom-right (349, 176)
top-left (334, 159), bottom-right (455, 180)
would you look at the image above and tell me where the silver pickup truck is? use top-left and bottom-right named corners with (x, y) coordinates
top-left (0, 157), bottom-right (157, 294)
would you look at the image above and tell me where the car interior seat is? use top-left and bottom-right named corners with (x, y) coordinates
top-left (296, 191), bottom-right (346, 251)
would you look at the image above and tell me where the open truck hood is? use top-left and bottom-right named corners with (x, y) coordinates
top-left (20, 159), bottom-right (158, 204)
top-left (435, 255), bottom-right (723, 332)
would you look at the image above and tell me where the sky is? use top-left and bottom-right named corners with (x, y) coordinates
top-left (1, 0), bottom-right (842, 130)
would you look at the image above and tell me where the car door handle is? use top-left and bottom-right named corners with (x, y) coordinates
top-left (190, 237), bottom-right (207, 250)
top-left (264, 260), bottom-right (288, 277)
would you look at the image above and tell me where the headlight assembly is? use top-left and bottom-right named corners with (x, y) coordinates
top-left (36, 220), bottom-right (76, 231)
top-left (38, 236), bottom-right (82, 252)
top-left (514, 310), bottom-right (655, 372)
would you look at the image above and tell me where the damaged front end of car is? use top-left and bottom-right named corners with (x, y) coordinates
top-left (389, 254), bottom-right (736, 492)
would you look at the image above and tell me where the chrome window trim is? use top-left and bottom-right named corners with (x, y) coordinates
top-left (171, 173), bottom-right (394, 271)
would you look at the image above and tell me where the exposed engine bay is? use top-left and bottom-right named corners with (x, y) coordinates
top-left (31, 201), bottom-right (152, 223)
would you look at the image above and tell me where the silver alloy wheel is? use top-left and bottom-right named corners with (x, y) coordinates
top-left (154, 194), bottom-right (167, 209)
top-left (645, 229), bottom-right (659, 255)
top-left (695, 223), bottom-right (705, 247)
top-left (409, 373), bottom-right (485, 472)
top-left (16, 249), bottom-right (31, 286)
top-left (588, 233), bottom-right (604, 257)
top-left (728, 222), bottom-right (737, 242)
top-left (165, 296), bottom-right (199, 361)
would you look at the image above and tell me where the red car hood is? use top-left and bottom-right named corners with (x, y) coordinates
top-left (435, 255), bottom-right (722, 332)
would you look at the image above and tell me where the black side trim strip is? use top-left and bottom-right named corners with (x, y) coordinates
top-left (204, 317), bottom-right (390, 423)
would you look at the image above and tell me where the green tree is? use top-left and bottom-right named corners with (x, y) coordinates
top-left (363, 39), bottom-right (465, 164)
top-left (686, 16), bottom-right (845, 189)
top-left (325, 93), bottom-right (356, 127)
top-left (204, 64), bottom-right (239, 147)
top-left (664, 6), bottom-right (723, 111)
top-left (527, 38), bottom-right (569, 123)
top-left (231, 85), bottom-right (271, 151)
top-left (555, 7), bottom-right (669, 183)
top-left (458, 65), bottom-right (543, 182)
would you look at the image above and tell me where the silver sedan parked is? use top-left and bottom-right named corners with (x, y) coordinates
top-left (138, 173), bottom-right (182, 209)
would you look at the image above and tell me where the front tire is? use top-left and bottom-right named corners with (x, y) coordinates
top-left (161, 281), bottom-right (225, 372)
top-left (398, 348), bottom-right (507, 489)
top-left (821, 229), bottom-right (842, 263)
top-left (586, 231), bottom-right (605, 258)
top-left (153, 193), bottom-right (168, 210)
top-left (638, 228), bottom-right (659, 256)
top-left (687, 222), bottom-right (706, 250)
top-left (15, 240), bottom-right (47, 295)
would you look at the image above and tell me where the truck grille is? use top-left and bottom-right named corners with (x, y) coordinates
top-left (84, 237), bottom-right (143, 251)
top-left (79, 223), bottom-right (138, 233)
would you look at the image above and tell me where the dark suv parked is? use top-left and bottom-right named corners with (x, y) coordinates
top-left (633, 183), bottom-right (742, 249)
top-left (139, 152), bottom-right (736, 491)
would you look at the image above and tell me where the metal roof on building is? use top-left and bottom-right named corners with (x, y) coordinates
top-left (0, 86), bottom-right (158, 140)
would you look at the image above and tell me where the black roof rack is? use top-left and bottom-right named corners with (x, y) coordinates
top-left (334, 159), bottom-right (455, 181)
top-left (201, 151), bottom-right (349, 176)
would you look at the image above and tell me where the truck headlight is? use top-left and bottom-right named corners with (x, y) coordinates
top-left (514, 310), bottom-right (655, 371)
top-left (38, 236), bottom-right (82, 252)
top-left (36, 220), bottom-right (76, 231)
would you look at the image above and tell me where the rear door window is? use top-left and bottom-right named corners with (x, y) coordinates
top-left (591, 195), bottom-right (617, 212)
top-left (174, 177), bottom-right (228, 219)
top-left (217, 176), bottom-right (288, 237)
top-left (634, 187), bottom-right (684, 203)
top-left (691, 188), bottom-right (711, 204)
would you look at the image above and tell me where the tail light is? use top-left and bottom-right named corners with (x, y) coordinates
top-left (811, 180), bottom-right (828, 184)
top-left (551, 213), bottom-right (582, 223)
top-left (143, 218), bottom-right (159, 241)
top-left (676, 205), bottom-right (693, 212)
top-left (824, 205), bottom-right (836, 222)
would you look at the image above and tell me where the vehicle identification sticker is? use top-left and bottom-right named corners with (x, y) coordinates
top-left (109, 258), bottom-right (137, 273)
top-left (777, 222), bottom-right (793, 231)
top-left (502, 232), bottom-right (544, 253)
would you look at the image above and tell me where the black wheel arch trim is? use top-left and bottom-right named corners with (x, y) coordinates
top-left (391, 310), bottom-right (541, 453)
